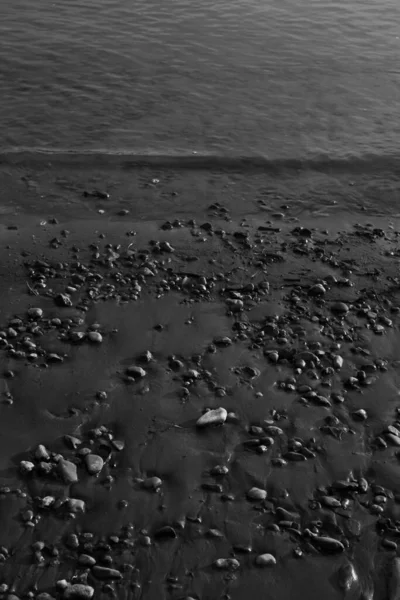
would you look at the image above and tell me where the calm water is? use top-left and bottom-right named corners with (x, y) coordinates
top-left (1, 0), bottom-right (400, 160)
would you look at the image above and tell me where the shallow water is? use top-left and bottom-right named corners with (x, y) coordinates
top-left (1, 0), bottom-right (400, 160)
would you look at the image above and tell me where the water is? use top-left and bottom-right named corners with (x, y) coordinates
top-left (1, 0), bottom-right (400, 160)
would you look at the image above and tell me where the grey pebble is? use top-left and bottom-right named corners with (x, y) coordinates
top-left (63, 584), bottom-right (94, 600)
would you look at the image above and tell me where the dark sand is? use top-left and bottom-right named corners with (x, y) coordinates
top-left (1, 158), bottom-right (400, 600)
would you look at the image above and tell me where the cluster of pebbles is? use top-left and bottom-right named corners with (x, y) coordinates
top-left (1, 211), bottom-right (400, 599)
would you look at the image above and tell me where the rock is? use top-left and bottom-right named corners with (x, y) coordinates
top-left (214, 558), bottom-right (240, 571)
top-left (387, 434), bottom-right (400, 447)
top-left (85, 454), bottom-right (104, 475)
top-left (332, 355), bottom-right (344, 369)
top-left (28, 307), bottom-right (43, 319)
top-left (352, 409), bottom-right (368, 421)
top-left (154, 526), bottom-right (177, 539)
top-left (55, 293), bottom-right (73, 307)
top-left (68, 498), bottom-right (86, 513)
top-left (125, 365), bottom-right (147, 379)
top-left (20, 460), bottom-right (35, 473)
top-left (338, 561), bottom-right (358, 592)
top-left (58, 459), bottom-right (78, 483)
top-left (309, 284), bottom-right (326, 296)
top-left (35, 444), bottom-right (50, 461)
top-left (92, 566), bottom-right (123, 580)
top-left (63, 584), bottom-right (94, 600)
top-left (64, 435), bottom-right (82, 449)
top-left (143, 476), bottom-right (162, 491)
top-left (214, 336), bottom-right (233, 347)
top-left (322, 496), bottom-right (341, 508)
top-left (255, 553), bottom-right (276, 566)
top-left (36, 594), bottom-right (55, 600)
top-left (247, 487), bottom-right (267, 501)
top-left (196, 407), bottom-right (227, 427)
top-left (87, 331), bottom-right (103, 343)
top-left (313, 535), bottom-right (345, 553)
top-left (331, 302), bottom-right (349, 314)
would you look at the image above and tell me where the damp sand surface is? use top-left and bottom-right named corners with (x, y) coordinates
top-left (1, 162), bottom-right (400, 599)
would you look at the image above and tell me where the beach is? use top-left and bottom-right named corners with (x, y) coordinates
top-left (0, 159), bottom-right (400, 600)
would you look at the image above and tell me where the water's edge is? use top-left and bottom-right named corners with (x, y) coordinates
top-left (1, 149), bottom-right (399, 173)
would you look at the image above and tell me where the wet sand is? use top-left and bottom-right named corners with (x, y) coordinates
top-left (1, 160), bottom-right (400, 600)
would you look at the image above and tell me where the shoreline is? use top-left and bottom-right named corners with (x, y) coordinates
top-left (0, 166), bottom-right (399, 599)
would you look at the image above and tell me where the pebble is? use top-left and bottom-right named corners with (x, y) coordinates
top-left (154, 526), bottom-right (177, 539)
top-left (55, 293), bottom-right (73, 307)
top-left (35, 444), bottom-right (50, 460)
top-left (87, 331), bottom-right (103, 343)
top-left (309, 284), bottom-right (326, 296)
top-left (337, 561), bottom-right (358, 592)
top-left (331, 302), bottom-right (349, 314)
top-left (255, 553), bottom-right (277, 566)
top-left (78, 554), bottom-right (96, 566)
top-left (20, 460), bottom-right (35, 473)
top-left (125, 365), bottom-right (147, 378)
top-left (312, 535), bottom-right (345, 553)
top-left (85, 454), bottom-right (104, 475)
top-left (352, 409), bottom-right (368, 421)
top-left (68, 498), bottom-right (86, 513)
top-left (27, 307), bottom-right (43, 319)
top-left (143, 476), bottom-right (163, 490)
top-left (58, 459), bottom-right (78, 483)
top-left (92, 566), bottom-right (123, 580)
top-left (247, 487), bottom-right (267, 501)
top-left (63, 584), bottom-right (94, 600)
top-left (214, 558), bottom-right (240, 571)
top-left (196, 407), bottom-right (227, 427)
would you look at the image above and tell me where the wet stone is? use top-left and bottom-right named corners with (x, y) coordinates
top-left (214, 558), bottom-right (240, 571)
top-left (255, 553), bottom-right (277, 566)
top-left (125, 365), bottom-right (147, 379)
top-left (92, 566), bottom-right (123, 580)
top-left (85, 454), bottom-right (104, 475)
top-left (154, 526), bottom-right (177, 539)
top-left (196, 407), bottom-right (227, 427)
top-left (63, 584), bottom-right (94, 600)
top-left (58, 459), bottom-right (78, 483)
top-left (143, 476), bottom-right (162, 491)
top-left (55, 293), bottom-right (73, 307)
top-left (331, 302), bottom-right (349, 314)
top-left (87, 331), bottom-right (103, 343)
top-left (247, 487), bottom-right (267, 501)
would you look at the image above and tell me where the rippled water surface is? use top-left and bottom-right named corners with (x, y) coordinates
top-left (1, 0), bottom-right (400, 158)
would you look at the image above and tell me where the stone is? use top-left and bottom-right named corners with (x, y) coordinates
top-left (125, 365), bottom-right (147, 379)
top-left (92, 566), bottom-right (122, 580)
top-left (55, 293), bottom-right (73, 307)
top-left (143, 476), bottom-right (162, 490)
top-left (87, 331), bottom-right (103, 343)
top-left (28, 307), bottom-right (43, 319)
top-left (58, 459), bottom-right (78, 483)
top-left (331, 302), bottom-right (349, 314)
top-left (196, 407), bottom-right (227, 427)
top-left (214, 558), bottom-right (240, 571)
top-left (154, 526), bottom-right (177, 539)
top-left (68, 498), bottom-right (86, 513)
top-left (247, 487), bottom-right (267, 501)
top-left (85, 454), bottom-right (104, 475)
top-left (309, 284), bottom-right (326, 296)
top-left (20, 460), bottom-right (35, 473)
top-left (63, 584), bottom-right (94, 600)
top-left (332, 355), bottom-right (344, 369)
top-left (255, 553), bottom-right (276, 566)
top-left (35, 444), bottom-right (50, 461)
top-left (352, 409), bottom-right (368, 421)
